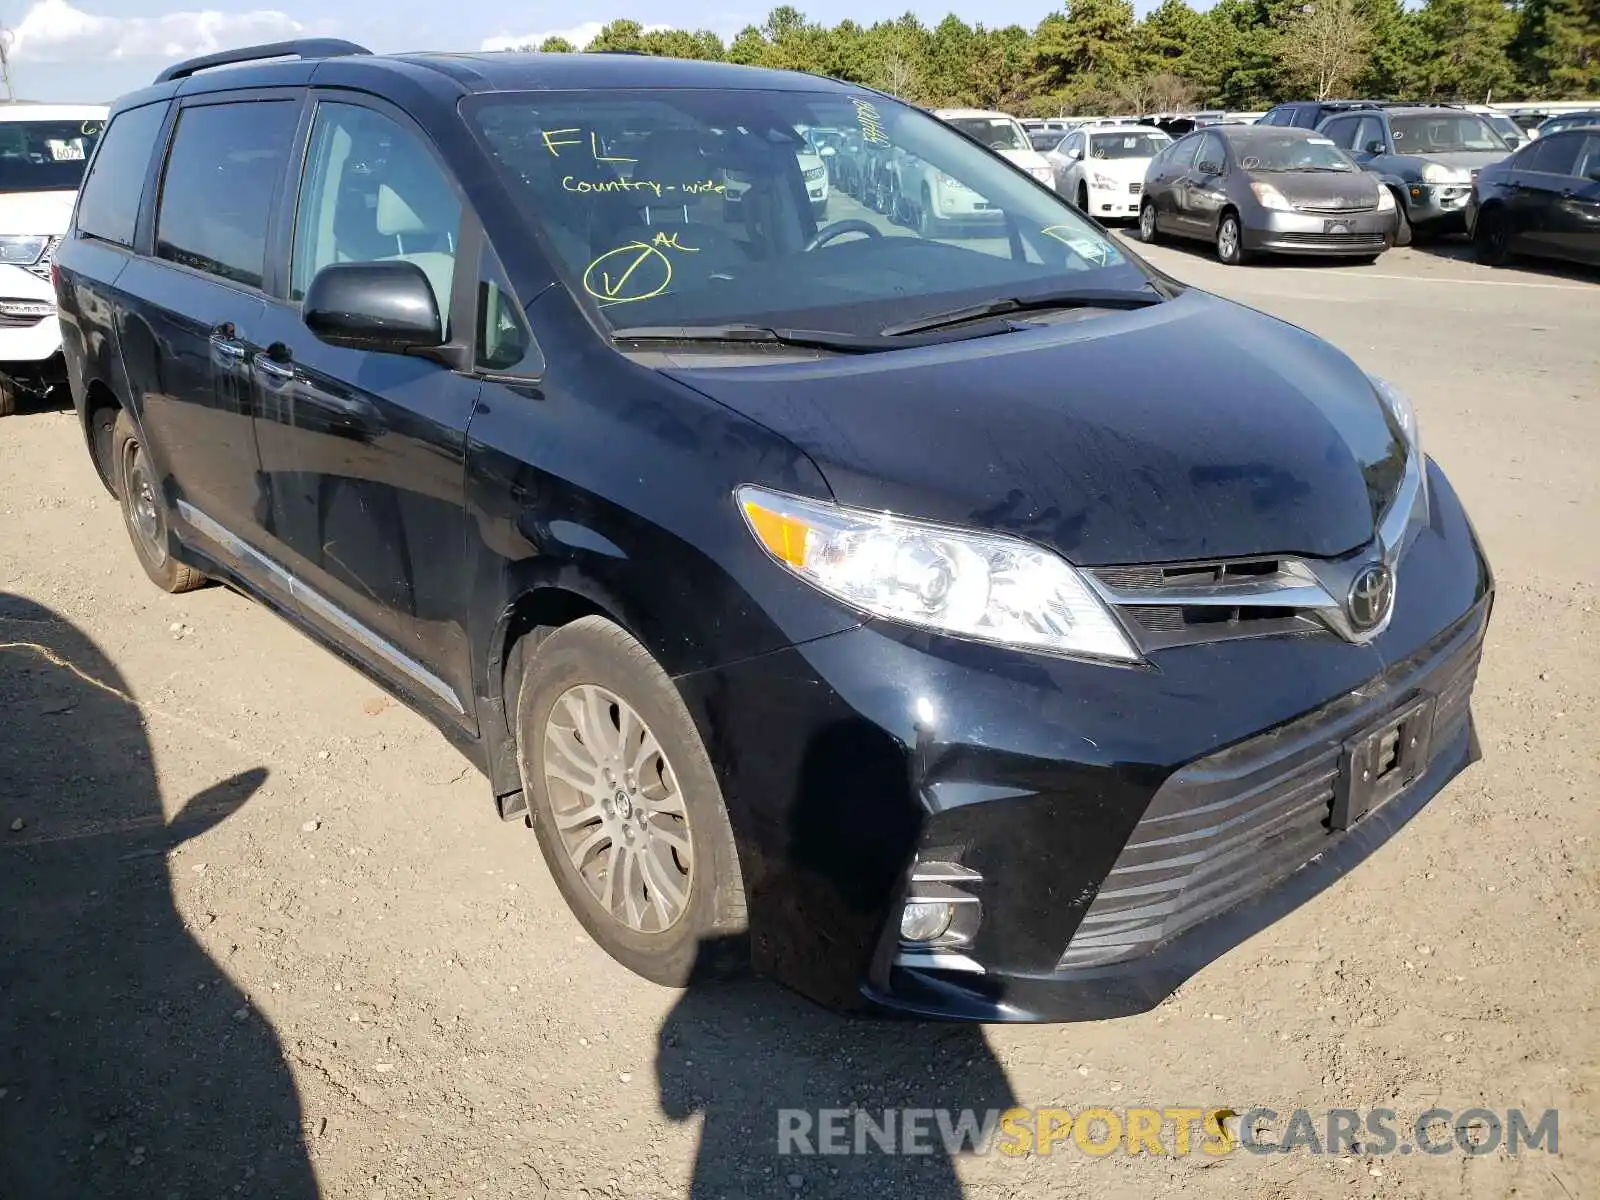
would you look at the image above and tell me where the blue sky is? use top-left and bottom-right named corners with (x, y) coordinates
top-left (0, 0), bottom-right (1170, 103)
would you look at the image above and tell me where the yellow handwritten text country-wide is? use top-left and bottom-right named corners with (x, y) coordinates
top-left (560, 176), bottom-right (726, 199)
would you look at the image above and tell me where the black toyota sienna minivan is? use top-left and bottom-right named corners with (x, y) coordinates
top-left (55, 40), bottom-right (1492, 1021)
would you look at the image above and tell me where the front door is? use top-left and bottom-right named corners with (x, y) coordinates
top-left (251, 95), bottom-right (481, 725)
top-left (1548, 134), bottom-right (1600, 264)
top-left (1506, 132), bottom-right (1582, 254)
top-left (1180, 132), bottom-right (1228, 235)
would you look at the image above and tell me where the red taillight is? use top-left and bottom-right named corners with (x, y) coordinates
top-left (50, 262), bottom-right (60, 291)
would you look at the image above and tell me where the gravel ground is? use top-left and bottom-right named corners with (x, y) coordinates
top-left (1, 242), bottom-right (1596, 1199)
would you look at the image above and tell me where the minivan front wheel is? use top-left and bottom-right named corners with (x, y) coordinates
top-left (513, 616), bottom-right (747, 986)
top-left (112, 410), bottom-right (206, 593)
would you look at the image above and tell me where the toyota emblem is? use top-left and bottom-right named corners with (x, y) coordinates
top-left (1347, 563), bottom-right (1394, 632)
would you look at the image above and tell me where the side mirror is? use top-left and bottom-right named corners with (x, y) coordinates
top-left (820, 145), bottom-right (837, 157)
top-left (303, 260), bottom-right (444, 355)
top-left (1068, 147), bottom-right (1083, 161)
top-left (1198, 160), bottom-right (1222, 176)
top-left (1362, 140), bottom-right (1386, 156)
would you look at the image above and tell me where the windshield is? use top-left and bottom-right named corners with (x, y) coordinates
top-left (1087, 131), bottom-right (1170, 160)
top-left (1390, 114), bottom-right (1507, 154)
top-left (1542, 112), bottom-right (1600, 135)
top-left (1484, 113), bottom-right (1522, 141)
top-left (0, 118), bottom-right (104, 193)
top-left (467, 90), bottom-right (1145, 337)
top-left (944, 116), bottom-right (1031, 153)
top-left (1235, 133), bottom-right (1357, 172)
top-left (1029, 131), bottom-right (1063, 151)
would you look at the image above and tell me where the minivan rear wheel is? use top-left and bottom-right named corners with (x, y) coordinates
top-left (112, 410), bottom-right (207, 593)
top-left (513, 616), bottom-right (747, 986)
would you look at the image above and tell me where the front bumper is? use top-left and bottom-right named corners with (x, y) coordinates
top-left (676, 461), bottom-right (1492, 1020)
top-left (1243, 207), bottom-right (1398, 256)
top-left (0, 264), bottom-right (64, 365)
top-left (1403, 182), bottom-right (1473, 231)
top-left (1086, 181), bottom-right (1144, 220)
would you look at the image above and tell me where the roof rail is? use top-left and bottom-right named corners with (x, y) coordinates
top-left (154, 38), bottom-right (372, 84)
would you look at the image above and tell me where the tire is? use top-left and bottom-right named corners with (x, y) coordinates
top-left (1216, 211), bottom-right (1249, 265)
top-left (513, 616), bottom-right (747, 987)
top-left (1076, 182), bottom-right (1089, 213)
top-left (917, 184), bottom-right (941, 237)
top-left (1474, 206), bottom-right (1511, 266)
top-left (1392, 194), bottom-right (1413, 247)
top-left (0, 376), bottom-right (15, 417)
top-left (1137, 199), bottom-right (1159, 244)
top-left (112, 410), bottom-right (207, 593)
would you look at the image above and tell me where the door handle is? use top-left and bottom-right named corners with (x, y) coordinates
top-left (208, 323), bottom-right (247, 361)
top-left (253, 356), bottom-right (295, 383)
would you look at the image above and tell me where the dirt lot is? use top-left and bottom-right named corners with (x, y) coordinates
top-left (2, 243), bottom-right (1597, 1200)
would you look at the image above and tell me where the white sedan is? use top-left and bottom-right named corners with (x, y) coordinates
top-left (1047, 125), bottom-right (1172, 222)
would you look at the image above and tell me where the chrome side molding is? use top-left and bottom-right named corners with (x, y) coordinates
top-left (175, 500), bottom-right (466, 715)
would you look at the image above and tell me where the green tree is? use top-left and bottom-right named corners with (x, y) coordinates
top-left (1278, 0), bottom-right (1375, 99)
top-left (1354, 0), bottom-right (1425, 98)
top-left (587, 19), bottom-right (647, 54)
top-left (1032, 0), bottom-right (1139, 92)
top-left (538, 36), bottom-right (576, 53)
top-left (1512, 0), bottom-right (1600, 98)
top-left (727, 25), bottom-right (770, 65)
top-left (1413, 0), bottom-right (1517, 100)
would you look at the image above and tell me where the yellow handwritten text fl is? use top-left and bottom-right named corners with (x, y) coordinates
top-left (851, 98), bottom-right (890, 147)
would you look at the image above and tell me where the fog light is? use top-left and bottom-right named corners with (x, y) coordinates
top-left (900, 900), bottom-right (954, 943)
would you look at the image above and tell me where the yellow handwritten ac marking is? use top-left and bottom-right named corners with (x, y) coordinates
top-left (850, 97), bottom-right (890, 147)
top-left (649, 231), bottom-right (698, 252)
top-left (542, 127), bottom-right (583, 156)
top-left (583, 242), bottom-right (674, 304)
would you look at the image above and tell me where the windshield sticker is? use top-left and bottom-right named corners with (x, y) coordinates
top-left (850, 98), bottom-right (890, 147)
top-left (1042, 225), bottom-right (1119, 267)
top-left (583, 234), bottom-right (702, 305)
top-left (1308, 137), bottom-right (1335, 145)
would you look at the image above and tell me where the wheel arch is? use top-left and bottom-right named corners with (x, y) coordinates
top-left (82, 378), bottom-right (126, 498)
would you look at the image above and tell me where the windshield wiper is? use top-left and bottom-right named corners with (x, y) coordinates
top-left (879, 286), bottom-right (1163, 338)
top-left (611, 322), bottom-right (1016, 354)
top-left (1283, 165), bottom-right (1353, 173)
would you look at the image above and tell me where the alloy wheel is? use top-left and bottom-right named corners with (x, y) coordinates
top-left (1218, 217), bottom-right (1241, 263)
top-left (541, 683), bottom-right (693, 934)
top-left (1139, 202), bottom-right (1157, 242)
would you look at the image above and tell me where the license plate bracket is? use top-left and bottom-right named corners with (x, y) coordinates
top-left (1330, 698), bottom-right (1435, 830)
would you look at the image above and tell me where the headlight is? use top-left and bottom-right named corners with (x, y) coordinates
top-left (736, 486), bottom-right (1140, 662)
top-left (1031, 166), bottom-right (1055, 184)
top-left (1091, 172), bottom-right (1117, 189)
top-left (1421, 163), bottom-right (1467, 184)
top-left (1250, 181), bottom-right (1294, 210)
top-left (1375, 187), bottom-right (1396, 211)
top-left (0, 235), bottom-right (50, 266)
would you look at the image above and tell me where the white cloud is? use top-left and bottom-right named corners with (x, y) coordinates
top-left (480, 21), bottom-right (671, 53)
top-left (7, 0), bottom-right (304, 63)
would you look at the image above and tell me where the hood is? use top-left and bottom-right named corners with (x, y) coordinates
top-left (662, 291), bottom-right (1403, 566)
top-left (1401, 149), bottom-right (1510, 173)
top-left (1079, 156), bottom-right (1152, 183)
top-left (1249, 169), bottom-right (1381, 209)
top-left (0, 189), bottom-right (77, 237)
top-left (999, 147), bottom-right (1052, 173)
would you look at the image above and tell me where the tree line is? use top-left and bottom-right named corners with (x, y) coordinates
top-left (516, 0), bottom-right (1598, 116)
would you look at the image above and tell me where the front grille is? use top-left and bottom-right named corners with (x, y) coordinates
top-left (1299, 202), bottom-right (1378, 214)
top-left (1091, 556), bottom-right (1333, 648)
top-left (1274, 231), bottom-right (1387, 248)
top-left (1056, 605), bottom-right (1485, 971)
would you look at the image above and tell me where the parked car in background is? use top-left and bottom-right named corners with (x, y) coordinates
top-left (56, 41), bottom-right (1491, 1022)
top-left (1535, 110), bottom-right (1600, 138)
top-left (1029, 130), bottom-right (1064, 152)
top-left (1049, 125), bottom-right (1171, 220)
top-left (1138, 125), bottom-right (1398, 264)
top-left (1316, 106), bottom-right (1511, 244)
top-left (1258, 99), bottom-right (1376, 129)
top-left (727, 140), bottom-right (830, 220)
top-left (0, 103), bottom-right (107, 415)
top-left (1467, 128), bottom-right (1600, 267)
top-left (1461, 105), bottom-right (1533, 150)
top-left (932, 109), bottom-right (1057, 186)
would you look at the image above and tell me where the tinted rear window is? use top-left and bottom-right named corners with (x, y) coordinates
top-left (155, 100), bottom-right (299, 290)
top-left (75, 104), bottom-right (163, 247)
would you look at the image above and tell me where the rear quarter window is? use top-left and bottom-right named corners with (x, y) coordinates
top-left (75, 103), bottom-right (167, 247)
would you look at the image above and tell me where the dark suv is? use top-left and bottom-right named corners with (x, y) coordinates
top-left (1257, 100), bottom-right (1378, 130)
top-left (56, 41), bottom-right (1492, 1021)
top-left (1316, 105), bottom-right (1513, 242)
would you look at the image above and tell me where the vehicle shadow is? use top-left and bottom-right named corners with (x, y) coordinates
top-left (1402, 234), bottom-right (1600, 283)
top-left (658, 937), bottom-right (1017, 1199)
top-left (0, 593), bottom-right (315, 1197)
